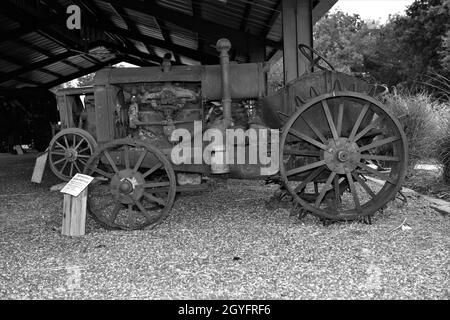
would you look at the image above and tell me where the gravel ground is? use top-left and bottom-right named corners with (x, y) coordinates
top-left (0, 152), bottom-right (449, 300)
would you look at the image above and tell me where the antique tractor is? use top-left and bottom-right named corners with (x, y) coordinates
top-left (48, 39), bottom-right (408, 230)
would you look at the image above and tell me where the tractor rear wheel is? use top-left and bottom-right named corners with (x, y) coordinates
top-left (280, 91), bottom-right (408, 221)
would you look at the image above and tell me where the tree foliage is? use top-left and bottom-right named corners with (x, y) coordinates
top-left (313, 0), bottom-right (450, 88)
top-left (76, 73), bottom-right (95, 87)
top-left (313, 11), bottom-right (378, 74)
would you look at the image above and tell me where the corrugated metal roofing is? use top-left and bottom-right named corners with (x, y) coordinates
top-left (0, 0), bottom-right (336, 91)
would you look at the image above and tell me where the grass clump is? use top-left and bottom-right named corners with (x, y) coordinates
top-left (384, 90), bottom-right (447, 174)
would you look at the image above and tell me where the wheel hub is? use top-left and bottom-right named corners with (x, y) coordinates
top-left (337, 150), bottom-right (349, 162)
top-left (65, 148), bottom-right (78, 162)
top-left (119, 179), bottom-right (133, 194)
top-left (323, 138), bottom-right (361, 174)
top-left (110, 169), bottom-right (145, 204)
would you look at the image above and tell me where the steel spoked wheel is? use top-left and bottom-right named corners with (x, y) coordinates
top-left (280, 91), bottom-right (408, 221)
top-left (83, 138), bottom-right (176, 230)
top-left (48, 128), bottom-right (97, 181)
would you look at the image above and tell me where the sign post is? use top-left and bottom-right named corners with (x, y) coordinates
top-left (60, 173), bottom-right (94, 236)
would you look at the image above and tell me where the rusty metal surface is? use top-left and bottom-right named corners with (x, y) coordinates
top-left (260, 70), bottom-right (377, 129)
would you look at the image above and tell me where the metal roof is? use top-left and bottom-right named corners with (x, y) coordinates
top-left (0, 0), bottom-right (337, 91)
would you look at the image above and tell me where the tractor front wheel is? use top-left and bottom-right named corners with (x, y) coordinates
top-left (83, 138), bottom-right (177, 230)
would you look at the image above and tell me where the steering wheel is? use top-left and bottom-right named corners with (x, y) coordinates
top-left (298, 44), bottom-right (335, 72)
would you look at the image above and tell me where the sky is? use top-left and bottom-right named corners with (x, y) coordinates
top-left (333, 0), bottom-right (415, 22)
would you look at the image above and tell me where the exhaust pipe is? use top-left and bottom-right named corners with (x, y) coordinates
top-left (216, 38), bottom-right (232, 128)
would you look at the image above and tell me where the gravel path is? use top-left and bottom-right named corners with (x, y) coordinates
top-left (0, 153), bottom-right (449, 299)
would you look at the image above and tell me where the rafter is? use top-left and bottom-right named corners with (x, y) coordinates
top-left (93, 23), bottom-right (217, 63)
top-left (71, 0), bottom-right (123, 46)
top-left (96, 41), bottom-right (162, 65)
top-left (240, 0), bottom-right (255, 32)
top-left (155, 18), bottom-right (181, 64)
top-left (42, 57), bottom-right (122, 89)
top-left (119, 55), bottom-right (158, 67)
top-left (111, 4), bottom-right (158, 64)
top-left (260, 0), bottom-right (281, 38)
top-left (0, 51), bottom-right (75, 84)
top-left (98, 0), bottom-right (282, 51)
top-left (191, 0), bottom-right (206, 63)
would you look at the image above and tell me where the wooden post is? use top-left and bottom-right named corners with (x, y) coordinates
top-left (62, 188), bottom-right (87, 236)
top-left (31, 151), bottom-right (48, 184)
top-left (282, 0), bottom-right (313, 83)
top-left (14, 145), bottom-right (23, 155)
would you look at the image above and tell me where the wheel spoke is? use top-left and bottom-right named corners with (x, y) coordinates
top-left (133, 150), bottom-right (147, 172)
top-left (283, 149), bottom-right (320, 157)
top-left (356, 162), bottom-right (395, 184)
top-left (143, 192), bottom-right (166, 206)
top-left (349, 104), bottom-right (369, 141)
top-left (78, 146), bottom-right (91, 154)
top-left (358, 136), bottom-right (400, 153)
top-left (103, 150), bottom-right (119, 173)
top-left (74, 137), bottom-right (86, 150)
top-left (322, 100), bottom-right (339, 141)
top-left (315, 172), bottom-right (336, 207)
top-left (73, 161), bottom-right (82, 174)
top-left (345, 170), bottom-right (361, 213)
top-left (352, 172), bottom-right (376, 199)
top-left (69, 162), bottom-right (73, 177)
top-left (69, 162), bottom-right (74, 177)
top-left (333, 175), bottom-right (340, 209)
top-left (72, 134), bottom-right (77, 148)
top-left (286, 160), bottom-right (326, 177)
top-left (288, 128), bottom-right (328, 151)
top-left (143, 181), bottom-right (171, 189)
top-left (51, 151), bottom-right (66, 156)
top-left (354, 117), bottom-right (382, 142)
top-left (77, 154), bottom-right (91, 159)
top-left (336, 103), bottom-right (344, 136)
top-left (133, 198), bottom-right (153, 221)
top-left (55, 141), bottom-right (67, 150)
top-left (63, 136), bottom-right (70, 148)
top-left (60, 160), bottom-right (69, 174)
top-left (142, 162), bottom-right (163, 179)
top-left (294, 166), bottom-right (325, 193)
top-left (301, 116), bottom-right (327, 143)
top-left (92, 166), bottom-right (114, 179)
top-left (123, 146), bottom-right (130, 169)
top-left (110, 203), bottom-right (122, 223)
top-left (360, 154), bottom-right (400, 162)
top-left (53, 157), bottom-right (66, 165)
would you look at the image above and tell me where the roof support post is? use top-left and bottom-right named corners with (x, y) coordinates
top-left (282, 0), bottom-right (313, 83)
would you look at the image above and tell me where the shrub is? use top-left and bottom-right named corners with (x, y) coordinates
top-left (434, 110), bottom-right (450, 183)
top-left (383, 91), bottom-right (447, 174)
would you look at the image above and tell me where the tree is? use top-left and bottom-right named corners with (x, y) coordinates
top-left (442, 31), bottom-right (450, 68)
top-left (365, 0), bottom-right (450, 86)
top-left (313, 11), bottom-right (378, 73)
top-left (313, 1), bottom-right (450, 87)
top-left (76, 73), bottom-right (95, 87)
